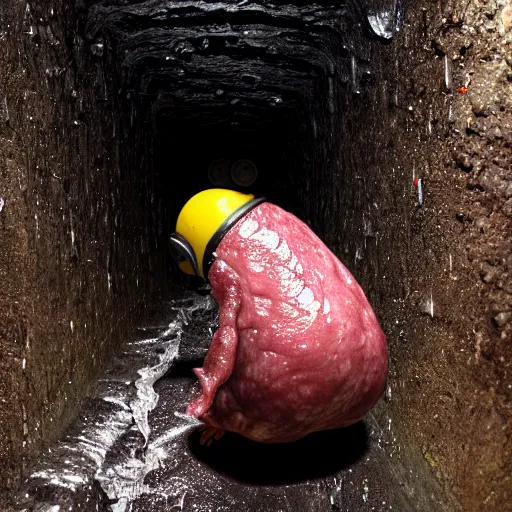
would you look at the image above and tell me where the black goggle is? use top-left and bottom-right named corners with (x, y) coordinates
top-left (169, 196), bottom-right (267, 279)
top-left (168, 233), bottom-right (200, 276)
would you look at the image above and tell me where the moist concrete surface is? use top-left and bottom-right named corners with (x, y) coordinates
top-left (0, 0), bottom-right (511, 510)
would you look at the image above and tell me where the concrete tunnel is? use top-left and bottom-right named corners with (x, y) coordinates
top-left (0, 0), bottom-right (511, 510)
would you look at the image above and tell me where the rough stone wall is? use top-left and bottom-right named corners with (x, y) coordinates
top-left (0, 1), bottom-right (168, 503)
top-left (352, 1), bottom-right (511, 510)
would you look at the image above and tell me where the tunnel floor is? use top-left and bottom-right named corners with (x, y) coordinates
top-left (13, 287), bottom-right (460, 512)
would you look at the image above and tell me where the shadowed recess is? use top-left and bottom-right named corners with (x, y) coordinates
top-left (187, 422), bottom-right (369, 485)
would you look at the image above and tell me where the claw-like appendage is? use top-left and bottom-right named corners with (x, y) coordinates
top-left (199, 426), bottom-right (225, 446)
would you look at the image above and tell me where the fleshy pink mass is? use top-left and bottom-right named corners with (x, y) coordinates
top-left (186, 202), bottom-right (388, 443)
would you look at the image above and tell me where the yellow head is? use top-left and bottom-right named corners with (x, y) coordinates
top-left (169, 189), bottom-right (265, 279)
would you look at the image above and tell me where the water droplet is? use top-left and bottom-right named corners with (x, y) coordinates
top-left (351, 57), bottom-right (360, 94)
top-left (174, 40), bottom-right (195, 57)
top-left (444, 55), bottom-right (453, 90)
top-left (90, 41), bottom-right (104, 57)
top-left (366, 0), bottom-right (403, 41)
top-left (420, 289), bottom-right (434, 317)
top-left (269, 95), bottom-right (282, 106)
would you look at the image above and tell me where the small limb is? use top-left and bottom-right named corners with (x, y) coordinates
top-left (187, 260), bottom-right (242, 418)
top-left (199, 426), bottom-right (225, 446)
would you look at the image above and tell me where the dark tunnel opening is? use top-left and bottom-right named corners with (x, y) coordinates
top-left (156, 110), bottom-right (303, 220)
top-left (122, 19), bottom-right (359, 277)
top-left (141, 79), bottom-right (376, 287)
top-left (85, 0), bottom-right (393, 236)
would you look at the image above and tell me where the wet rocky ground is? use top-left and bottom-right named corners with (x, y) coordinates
top-left (12, 291), bottom-right (460, 512)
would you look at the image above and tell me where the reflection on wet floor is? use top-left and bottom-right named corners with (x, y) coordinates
top-left (14, 290), bottom-right (458, 511)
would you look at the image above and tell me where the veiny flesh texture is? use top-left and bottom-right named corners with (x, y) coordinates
top-left (186, 203), bottom-right (388, 443)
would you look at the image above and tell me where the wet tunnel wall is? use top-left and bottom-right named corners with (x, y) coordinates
top-left (0, 0), bottom-right (511, 510)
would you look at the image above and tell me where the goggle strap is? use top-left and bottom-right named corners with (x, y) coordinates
top-left (168, 232), bottom-right (200, 276)
top-left (202, 196), bottom-right (266, 278)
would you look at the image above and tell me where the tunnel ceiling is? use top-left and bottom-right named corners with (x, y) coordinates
top-left (77, 0), bottom-right (400, 217)
top-left (82, 0), bottom-right (391, 126)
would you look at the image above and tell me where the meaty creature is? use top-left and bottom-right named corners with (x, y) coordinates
top-left (169, 189), bottom-right (388, 444)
